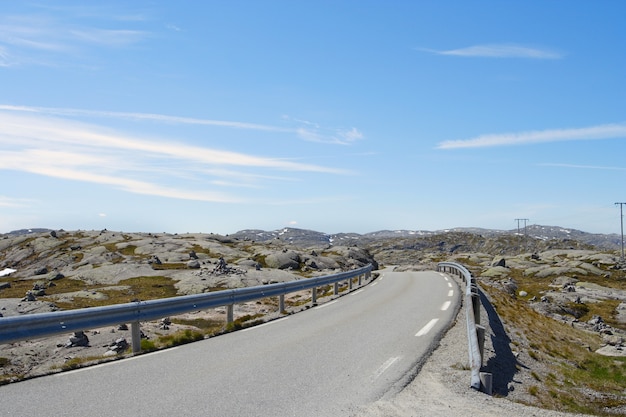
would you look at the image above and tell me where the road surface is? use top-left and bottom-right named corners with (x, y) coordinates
top-left (0, 270), bottom-right (460, 417)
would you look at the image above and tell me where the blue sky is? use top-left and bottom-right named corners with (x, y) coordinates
top-left (1, 1), bottom-right (625, 235)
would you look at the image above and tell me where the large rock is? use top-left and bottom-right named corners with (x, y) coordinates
top-left (264, 250), bottom-right (301, 270)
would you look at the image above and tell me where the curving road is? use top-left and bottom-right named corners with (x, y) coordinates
top-left (0, 270), bottom-right (460, 417)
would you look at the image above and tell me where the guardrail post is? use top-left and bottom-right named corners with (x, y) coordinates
top-left (226, 304), bottom-right (234, 324)
top-left (311, 287), bottom-right (317, 306)
top-left (480, 372), bottom-right (493, 395)
top-left (131, 321), bottom-right (141, 354)
top-left (278, 294), bottom-right (285, 313)
top-left (472, 290), bottom-right (481, 326)
top-left (476, 324), bottom-right (486, 367)
top-left (333, 282), bottom-right (339, 295)
top-left (358, 273), bottom-right (362, 286)
top-left (348, 277), bottom-right (353, 290)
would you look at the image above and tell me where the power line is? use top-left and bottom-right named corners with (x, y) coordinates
top-left (515, 218), bottom-right (529, 235)
top-left (616, 203), bottom-right (625, 261)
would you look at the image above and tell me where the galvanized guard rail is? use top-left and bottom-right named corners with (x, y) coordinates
top-left (0, 264), bottom-right (372, 353)
top-left (437, 262), bottom-right (492, 394)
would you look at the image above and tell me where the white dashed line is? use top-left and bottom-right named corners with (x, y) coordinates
top-left (448, 290), bottom-right (454, 297)
top-left (416, 318), bottom-right (439, 337)
top-left (371, 281), bottom-right (379, 287)
top-left (441, 301), bottom-right (451, 311)
top-left (373, 356), bottom-right (401, 380)
top-left (350, 289), bottom-right (365, 296)
top-left (314, 299), bottom-right (339, 309)
top-left (447, 282), bottom-right (453, 288)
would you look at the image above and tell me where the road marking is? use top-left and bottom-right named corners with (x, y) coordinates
top-left (350, 289), bottom-right (365, 296)
top-left (241, 317), bottom-right (289, 332)
top-left (441, 301), bottom-right (451, 311)
top-left (440, 274), bottom-right (449, 281)
top-left (448, 290), bottom-right (454, 297)
top-left (373, 356), bottom-right (401, 380)
top-left (371, 281), bottom-right (379, 287)
top-left (447, 282), bottom-right (453, 288)
top-left (315, 299), bottom-right (339, 309)
top-left (416, 318), bottom-right (439, 337)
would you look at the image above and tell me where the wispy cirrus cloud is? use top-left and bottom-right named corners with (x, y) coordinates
top-left (0, 110), bottom-right (351, 203)
top-left (421, 43), bottom-right (563, 59)
top-left (437, 123), bottom-right (626, 149)
top-left (0, 12), bottom-right (149, 67)
top-left (0, 104), bottom-right (364, 145)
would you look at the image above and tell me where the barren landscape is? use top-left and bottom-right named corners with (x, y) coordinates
top-left (1, 227), bottom-right (625, 416)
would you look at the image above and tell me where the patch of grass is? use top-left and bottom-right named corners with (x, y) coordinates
top-left (151, 262), bottom-right (187, 270)
top-left (59, 355), bottom-right (108, 371)
top-left (118, 245), bottom-right (137, 256)
top-left (253, 253), bottom-right (268, 268)
top-left (170, 317), bottom-right (223, 334)
top-left (0, 357), bottom-right (9, 367)
top-left (190, 244), bottom-right (212, 256)
top-left (0, 372), bottom-right (24, 386)
top-left (157, 329), bottom-right (204, 347)
top-left (140, 339), bottom-right (158, 352)
top-left (0, 276), bottom-right (86, 299)
top-left (45, 276), bottom-right (179, 310)
top-left (226, 313), bottom-right (265, 331)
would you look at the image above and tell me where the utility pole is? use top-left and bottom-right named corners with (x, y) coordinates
top-left (617, 203), bottom-right (626, 261)
top-left (515, 218), bottom-right (529, 236)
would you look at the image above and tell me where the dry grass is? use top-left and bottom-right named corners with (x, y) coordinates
top-left (482, 283), bottom-right (626, 416)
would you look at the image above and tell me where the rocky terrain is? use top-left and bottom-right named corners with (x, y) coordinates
top-left (1, 226), bottom-right (625, 415)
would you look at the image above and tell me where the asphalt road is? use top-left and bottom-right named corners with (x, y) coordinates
top-left (1, 269), bottom-right (460, 417)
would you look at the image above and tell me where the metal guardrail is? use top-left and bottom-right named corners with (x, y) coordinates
top-left (437, 262), bottom-right (492, 394)
top-left (0, 264), bottom-right (373, 353)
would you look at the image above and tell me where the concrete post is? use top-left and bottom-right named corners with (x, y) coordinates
top-left (480, 372), bottom-right (493, 395)
top-left (226, 304), bottom-right (234, 324)
top-left (311, 287), bottom-right (317, 306)
top-left (279, 294), bottom-right (285, 313)
top-left (349, 277), bottom-right (353, 290)
top-left (333, 282), bottom-right (339, 295)
top-left (131, 321), bottom-right (141, 354)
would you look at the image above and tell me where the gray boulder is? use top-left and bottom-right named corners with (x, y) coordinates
top-left (66, 331), bottom-right (89, 348)
top-left (264, 250), bottom-right (301, 270)
top-left (187, 260), bottom-right (201, 269)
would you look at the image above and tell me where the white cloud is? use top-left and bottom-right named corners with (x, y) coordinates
top-left (0, 12), bottom-right (149, 67)
top-left (437, 123), bottom-right (626, 149)
top-left (0, 105), bottom-right (363, 146)
top-left (296, 126), bottom-right (364, 145)
top-left (0, 110), bottom-right (351, 203)
top-left (423, 44), bottom-right (563, 59)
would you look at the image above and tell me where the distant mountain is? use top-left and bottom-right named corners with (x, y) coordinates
top-left (4, 228), bottom-right (53, 236)
top-left (227, 225), bottom-right (622, 251)
top-left (5, 224), bottom-right (622, 251)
